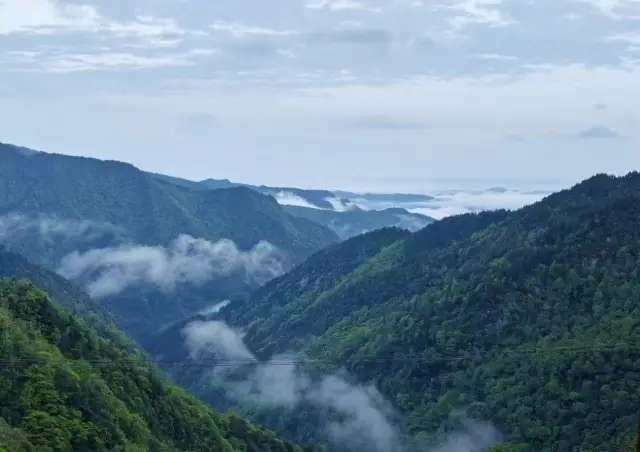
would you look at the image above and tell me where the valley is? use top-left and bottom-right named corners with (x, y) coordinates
top-left (0, 142), bottom-right (639, 452)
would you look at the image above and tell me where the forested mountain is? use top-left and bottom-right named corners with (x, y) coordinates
top-left (282, 206), bottom-right (434, 240)
top-left (0, 143), bottom-right (338, 265)
top-left (153, 170), bottom-right (435, 238)
top-left (151, 172), bottom-right (640, 452)
top-left (0, 142), bottom-right (338, 344)
top-left (0, 250), bottom-right (322, 451)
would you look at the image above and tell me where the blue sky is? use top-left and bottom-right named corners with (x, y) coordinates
top-left (1, 0), bottom-right (639, 192)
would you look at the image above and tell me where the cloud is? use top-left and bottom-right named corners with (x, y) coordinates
top-left (23, 49), bottom-right (216, 73)
top-left (181, 318), bottom-right (501, 452)
top-left (324, 197), bottom-right (359, 212)
top-left (0, 0), bottom-right (199, 39)
top-left (57, 235), bottom-right (285, 298)
top-left (307, 26), bottom-right (393, 45)
top-left (394, 213), bottom-right (432, 231)
top-left (305, 0), bottom-right (383, 13)
top-left (0, 213), bottom-right (124, 243)
top-left (0, 0), bottom-right (100, 35)
top-left (211, 21), bottom-right (298, 37)
top-left (576, 0), bottom-right (640, 19)
top-left (446, 0), bottom-right (517, 31)
top-left (576, 124), bottom-right (623, 139)
top-left (182, 320), bottom-right (400, 451)
top-left (273, 192), bottom-right (323, 209)
top-left (346, 189), bottom-right (549, 220)
top-left (343, 115), bottom-right (430, 130)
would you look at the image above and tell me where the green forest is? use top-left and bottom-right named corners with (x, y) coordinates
top-left (0, 277), bottom-right (325, 452)
top-left (159, 172), bottom-right (640, 452)
top-left (3, 139), bottom-right (640, 452)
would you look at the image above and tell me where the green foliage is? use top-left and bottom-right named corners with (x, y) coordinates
top-left (172, 172), bottom-right (640, 452)
top-left (0, 277), bottom-right (316, 452)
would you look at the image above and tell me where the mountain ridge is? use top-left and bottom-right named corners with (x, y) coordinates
top-left (150, 171), bottom-right (640, 452)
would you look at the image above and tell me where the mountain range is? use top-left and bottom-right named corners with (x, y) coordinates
top-left (146, 172), bottom-right (640, 452)
top-left (0, 140), bottom-right (638, 452)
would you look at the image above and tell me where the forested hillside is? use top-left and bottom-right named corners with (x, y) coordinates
top-left (157, 172), bottom-right (640, 452)
top-left (0, 274), bottom-right (323, 452)
top-left (0, 142), bottom-right (338, 344)
top-left (0, 143), bottom-right (338, 265)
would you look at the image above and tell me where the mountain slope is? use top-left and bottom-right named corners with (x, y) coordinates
top-left (161, 172), bottom-right (640, 452)
top-left (0, 142), bottom-right (338, 266)
top-left (0, 142), bottom-right (338, 343)
top-left (283, 205), bottom-right (434, 240)
top-left (0, 261), bottom-right (323, 451)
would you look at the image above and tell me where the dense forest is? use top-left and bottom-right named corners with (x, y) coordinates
top-left (0, 143), bottom-right (340, 344)
top-left (152, 172), bottom-right (640, 452)
top-left (0, 275), bottom-right (326, 452)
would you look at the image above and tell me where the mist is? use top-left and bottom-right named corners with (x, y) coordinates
top-left (58, 234), bottom-right (285, 298)
top-left (0, 213), bottom-right (124, 244)
top-left (182, 318), bottom-right (502, 452)
top-left (273, 191), bottom-right (322, 209)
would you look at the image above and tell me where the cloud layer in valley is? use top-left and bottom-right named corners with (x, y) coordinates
top-left (182, 316), bottom-right (502, 452)
top-left (0, 213), bottom-right (285, 297)
top-left (1, 0), bottom-right (638, 190)
top-left (58, 234), bottom-right (285, 297)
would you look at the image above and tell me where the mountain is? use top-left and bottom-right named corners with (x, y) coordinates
top-left (0, 142), bottom-right (338, 343)
top-left (0, 143), bottom-right (338, 265)
top-left (0, 255), bottom-right (323, 451)
top-left (149, 172), bottom-right (640, 452)
top-left (152, 172), bottom-right (437, 230)
top-left (332, 191), bottom-right (435, 204)
top-left (199, 180), bottom-right (342, 210)
top-left (283, 205), bottom-right (434, 240)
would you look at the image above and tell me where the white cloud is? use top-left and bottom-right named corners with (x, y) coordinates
top-left (211, 20), bottom-right (298, 37)
top-left (0, 0), bottom-right (202, 43)
top-left (27, 49), bottom-right (216, 73)
top-left (0, 0), bottom-right (100, 35)
top-left (272, 191), bottom-right (323, 209)
top-left (446, 0), bottom-right (516, 31)
top-left (305, 0), bottom-right (382, 13)
top-left (58, 234), bottom-right (285, 297)
top-left (574, 0), bottom-right (640, 19)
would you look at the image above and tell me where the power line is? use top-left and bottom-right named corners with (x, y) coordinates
top-left (0, 341), bottom-right (638, 368)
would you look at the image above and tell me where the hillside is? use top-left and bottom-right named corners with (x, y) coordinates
top-left (0, 246), bottom-right (106, 322)
top-left (152, 173), bottom-right (434, 238)
top-left (0, 268), bottom-right (324, 451)
top-left (0, 142), bottom-right (338, 266)
top-left (0, 142), bottom-right (339, 343)
top-left (283, 205), bottom-right (434, 240)
top-left (155, 172), bottom-right (640, 452)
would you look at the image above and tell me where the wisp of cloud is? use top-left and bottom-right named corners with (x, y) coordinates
top-left (58, 234), bottom-right (285, 298)
top-left (182, 318), bottom-right (502, 452)
top-left (0, 213), bottom-right (124, 243)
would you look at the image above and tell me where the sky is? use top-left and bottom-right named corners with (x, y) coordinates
top-left (1, 0), bottom-right (639, 193)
